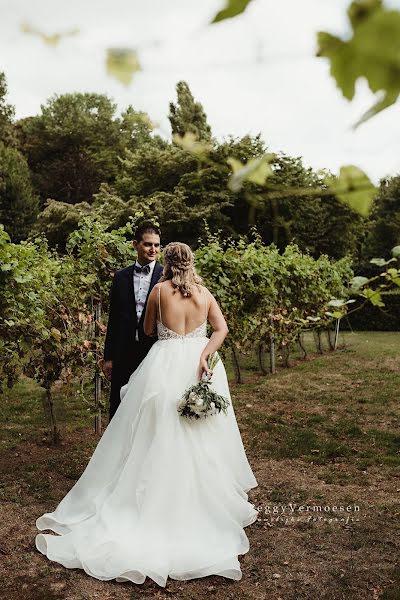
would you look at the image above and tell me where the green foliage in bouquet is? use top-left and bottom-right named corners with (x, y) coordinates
top-left (177, 353), bottom-right (230, 419)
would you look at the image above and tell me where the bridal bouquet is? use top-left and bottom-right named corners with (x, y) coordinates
top-left (177, 353), bottom-right (230, 419)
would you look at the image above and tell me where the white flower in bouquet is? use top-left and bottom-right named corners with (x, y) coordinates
top-left (191, 403), bottom-right (203, 415)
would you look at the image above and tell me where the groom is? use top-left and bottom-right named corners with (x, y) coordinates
top-left (102, 222), bottom-right (163, 422)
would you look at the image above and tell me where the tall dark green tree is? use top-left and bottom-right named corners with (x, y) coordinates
top-left (16, 93), bottom-right (121, 206)
top-left (168, 81), bottom-right (212, 141)
top-left (115, 142), bottom-right (199, 198)
top-left (211, 134), bottom-right (269, 234)
top-left (0, 72), bottom-right (16, 146)
top-left (245, 154), bottom-right (364, 259)
top-left (15, 94), bottom-right (159, 207)
top-left (0, 143), bottom-right (39, 242)
top-left (365, 175), bottom-right (400, 259)
top-left (0, 72), bottom-right (39, 240)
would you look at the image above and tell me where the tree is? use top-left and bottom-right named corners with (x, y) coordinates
top-left (0, 143), bottom-right (39, 242)
top-left (365, 175), bottom-right (400, 259)
top-left (15, 94), bottom-right (159, 207)
top-left (30, 198), bottom-right (92, 251)
top-left (0, 72), bottom-right (16, 146)
top-left (119, 106), bottom-right (166, 152)
top-left (287, 192), bottom-right (365, 260)
top-left (256, 155), bottom-right (365, 259)
top-left (168, 81), bottom-right (212, 141)
top-left (16, 93), bottom-right (121, 206)
top-left (210, 134), bottom-right (268, 235)
top-left (115, 141), bottom-right (199, 198)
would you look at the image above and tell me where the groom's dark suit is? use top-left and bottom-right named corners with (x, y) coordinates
top-left (104, 262), bottom-right (163, 421)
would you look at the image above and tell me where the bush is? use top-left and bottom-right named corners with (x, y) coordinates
top-left (342, 293), bottom-right (400, 331)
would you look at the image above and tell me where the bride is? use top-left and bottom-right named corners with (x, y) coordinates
top-left (35, 242), bottom-right (259, 588)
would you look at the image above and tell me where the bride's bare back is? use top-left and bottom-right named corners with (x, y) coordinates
top-left (144, 278), bottom-right (228, 379)
top-left (157, 280), bottom-right (207, 336)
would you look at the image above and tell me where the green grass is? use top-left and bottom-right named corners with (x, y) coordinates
top-left (0, 376), bottom-right (104, 451)
top-left (1, 332), bottom-right (399, 470)
top-left (1, 331), bottom-right (399, 599)
top-left (227, 331), bottom-right (400, 468)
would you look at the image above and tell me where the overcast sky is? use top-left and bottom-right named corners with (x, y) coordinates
top-left (0, 0), bottom-right (398, 184)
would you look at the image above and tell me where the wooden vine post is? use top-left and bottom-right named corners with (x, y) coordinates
top-left (334, 318), bottom-right (341, 350)
top-left (270, 315), bottom-right (276, 374)
top-left (94, 300), bottom-right (102, 435)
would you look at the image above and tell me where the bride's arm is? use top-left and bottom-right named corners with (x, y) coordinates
top-left (197, 289), bottom-right (229, 380)
top-left (144, 285), bottom-right (158, 336)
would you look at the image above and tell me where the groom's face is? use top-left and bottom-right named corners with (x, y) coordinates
top-left (133, 232), bottom-right (161, 265)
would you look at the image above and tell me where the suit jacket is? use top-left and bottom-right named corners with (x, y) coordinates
top-left (103, 262), bottom-right (163, 370)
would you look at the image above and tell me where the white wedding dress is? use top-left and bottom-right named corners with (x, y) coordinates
top-left (35, 297), bottom-right (259, 587)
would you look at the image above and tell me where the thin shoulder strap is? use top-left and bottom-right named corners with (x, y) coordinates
top-left (157, 285), bottom-right (162, 323)
top-left (203, 286), bottom-right (208, 321)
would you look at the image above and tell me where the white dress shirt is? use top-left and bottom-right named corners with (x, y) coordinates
top-left (133, 260), bottom-right (156, 339)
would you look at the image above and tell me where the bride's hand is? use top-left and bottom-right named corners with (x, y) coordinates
top-left (198, 354), bottom-right (212, 381)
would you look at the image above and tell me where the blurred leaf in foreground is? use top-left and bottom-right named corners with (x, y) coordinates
top-left (227, 154), bottom-right (275, 192)
top-left (316, 0), bottom-right (400, 127)
top-left (20, 21), bottom-right (79, 46)
top-left (172, 132), bottom-right (211, 158)
top-left (325, 165), bottom-right (377, 217)
top-left (211, 0), bottom-right (254, 24)
top-left (106, 48), bottom-right (141, 86)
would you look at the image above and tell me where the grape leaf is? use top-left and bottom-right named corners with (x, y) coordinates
top-left (370, 257), bottom-right (393, 266)
top-left (353, 90), bottom-right (398, 129)
top-left (328, 311), bottom-right (345, 319)
top-left (106, 48), bottom-right (141, 86)
top-left (392, 246), bottom-right (400, 258)
top-left (172, 132), bottom-right (211, 158)
top-left (20, 21), bottom-right (79, 47)
top-left (317, 2), bottom-right (400, 126)
top-left (227, 155), bottom-right (274, 192)
top-left (325, 165), bottom-right (376, 217)
top-left (363, 288), bottom-right (384, 306)
top-left (211, 0), bottom-right (254, 24)
top-left (328, 299), bottom-right (347, 307)
top-left (350, 276), bottom-right (369, 290)
top-left (50, 327), bottom-right (62, 342)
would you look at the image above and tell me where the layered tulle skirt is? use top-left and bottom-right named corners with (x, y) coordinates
top-left (35, 336), bottom-right (258, 587)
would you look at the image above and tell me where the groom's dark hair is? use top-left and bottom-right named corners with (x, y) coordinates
top-left (134, 222), bottom-right (161, 242)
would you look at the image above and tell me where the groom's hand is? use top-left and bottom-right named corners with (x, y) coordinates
top-left (102, 360), bottom-right (113, 380)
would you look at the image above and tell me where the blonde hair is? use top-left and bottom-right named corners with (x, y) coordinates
top-left (159, 242), bottom-right (203, 296)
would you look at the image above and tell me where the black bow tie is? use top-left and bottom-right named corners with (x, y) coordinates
top-left (134, 264), bottom-right (151, 275)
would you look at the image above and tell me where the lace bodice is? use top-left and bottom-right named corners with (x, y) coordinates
top-left (157, 320), bottom-right (208, 340)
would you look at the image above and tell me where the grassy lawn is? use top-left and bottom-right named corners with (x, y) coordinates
top-left (0, 331), bottom-right (399, 599)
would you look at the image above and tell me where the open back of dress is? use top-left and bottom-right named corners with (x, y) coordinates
top-left (156, 283), bottom-right (208, 340)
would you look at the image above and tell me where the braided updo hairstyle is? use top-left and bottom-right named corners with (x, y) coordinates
top-left (159, 242), bottom-right (203, 297)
